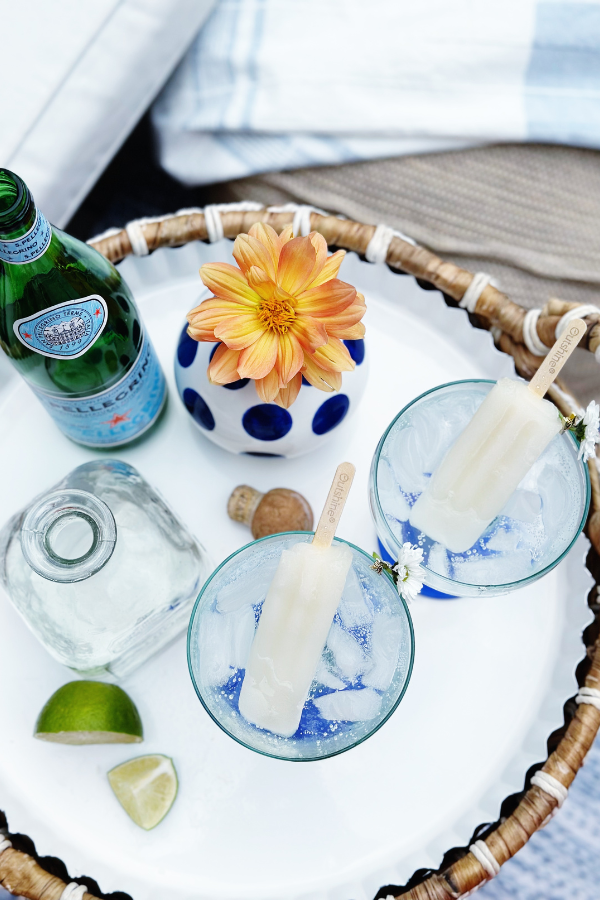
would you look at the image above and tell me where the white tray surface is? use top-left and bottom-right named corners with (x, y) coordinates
top-left (0, 243), bottom-right (593, 900)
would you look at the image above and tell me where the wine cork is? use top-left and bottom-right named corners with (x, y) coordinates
top-left (227, 485), bottom-right (264, 527)
top-left (227, 485), bottom-right (313, 539)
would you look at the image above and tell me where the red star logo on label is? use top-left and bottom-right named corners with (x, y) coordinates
top-left (94, 308), bottom-right (102, 317)
top-left (23, 331), bottom-right (32, 339)
top-left (104, 411), bottom-right (131, 428)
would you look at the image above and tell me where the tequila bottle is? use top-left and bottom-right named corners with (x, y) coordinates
top-left (0, 168), bottom-right (166, 447)
top-left (0, 460), bottom-right (211, 677)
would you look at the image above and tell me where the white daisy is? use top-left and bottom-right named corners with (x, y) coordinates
top-left (578, 400), bottom-right (600, 463)
top-left (393, 542), bottom-right (424, 603)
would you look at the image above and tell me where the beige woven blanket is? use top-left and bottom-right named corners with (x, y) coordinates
top-left (227, 143), bottom-right (600, 404)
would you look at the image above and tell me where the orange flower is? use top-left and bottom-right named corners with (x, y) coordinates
top-left (187, 223), bottom-right (366, 408)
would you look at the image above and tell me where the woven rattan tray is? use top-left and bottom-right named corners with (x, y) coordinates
top-left (0, 206), bottom-right (599, 900)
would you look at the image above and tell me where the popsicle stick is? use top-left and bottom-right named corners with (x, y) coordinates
top-left (312, 462), bottom-right (356, 549)
top-left (529, 318), bottom-right (587, 398)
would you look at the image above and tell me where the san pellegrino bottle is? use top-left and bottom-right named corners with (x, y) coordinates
top-left (0, 169), bottom-right (166, 446)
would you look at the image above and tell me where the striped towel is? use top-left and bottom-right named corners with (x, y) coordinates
top-left (152, 0), bottom-right (600, 185)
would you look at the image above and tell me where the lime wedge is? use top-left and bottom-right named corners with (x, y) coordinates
top-left (34, 681), bottom-right (143, 745)
top-left (108, 755), bottom-right (178, 829)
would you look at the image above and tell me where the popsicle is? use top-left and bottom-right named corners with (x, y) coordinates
top-left (238, 462), bottom-right (355, 737)
top-left (409, 319), bottom-right (587, 554)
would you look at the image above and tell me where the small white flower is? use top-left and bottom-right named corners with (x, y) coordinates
top-left (578, 400), bottom-right (600, 463)
top-left (393, 542), bottom-right (424, 603)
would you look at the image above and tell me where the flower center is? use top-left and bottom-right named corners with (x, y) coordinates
top-left (258, 295), bottom-right (296, 335)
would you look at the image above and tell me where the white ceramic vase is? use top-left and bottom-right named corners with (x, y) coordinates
top-left (174, 323), bottom-right (368, 458)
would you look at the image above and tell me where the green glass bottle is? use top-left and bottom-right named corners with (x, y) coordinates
top-left (0, 169), bottom-right (166, 447)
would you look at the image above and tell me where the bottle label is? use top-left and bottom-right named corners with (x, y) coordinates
top-left (30, 334), bottom-right (167, 447)
top-left (13, 295), bottom-right (108, 360)
top-left (0, 210), bottom-right (52, 264)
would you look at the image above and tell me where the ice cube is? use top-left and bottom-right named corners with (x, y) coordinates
top-left (451, 550), bottom-right (533, 586)
top-left (326, 622), bottom-right (368, 682)
top-left (485, 525), bottom-right (521, 553)
top-left (199, 612), bottom-right (231, 686)
top-left (500, 490), bottom-right (541, 523)
top-left (363, 614), bottom-right (403, 691)
top-left (200, 605), bottom-right (256, 686)
top-left (377, 457), bottom-right (411, 522)
top-left (338, 566), bottom-right (374, 629)
top-left (387, 424), bottom-right (431, 495)
top-left (538, 464), bottom-right (571, 536)
top-left (216, 558), bottom-right (278, 612)
top-left (231, 604), bottom-right (256, 669)
top-left (427, 541), bottom-right (449, 577)
top-left (314, 688), bottom-right (382, 722)
top-left (386, 399), bottom-right (478, 498)
top-left (315, 659), bottom-right (346, 690)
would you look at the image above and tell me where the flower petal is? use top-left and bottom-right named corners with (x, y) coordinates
top-left (188, 325), bottom-right (216, 342)
top-left (208, 344), bottom-right (242, 384)
top-left (327, 321), bottom-right (366, 340)
top-left (296, 279), bottom-right (357, 316)
top-left (199, 262), bottom-right (261, 306)
top-left (289, 315), bottom-right (328, 354)
top-left (233, 233), bottom-right (277, 282)
top-left (306, 249), bottom-right (346, 288)
top-left (311, 301), bottom-right (366, 337)
top-left (277, 235), bottom-right (316, 295)
top-left (302, 355), bottom-right (342, 392)
top-left (187, 298), bottom-right (254, 341)
top-left (249, 222), bottom-right (282, 275)
top-left (312, 337), bottom-right (355, 373)
top-left (255, 368), bottom-right (281, 403)
top-left (273, 373), bottom-right (302, 408)
top-left (214, 314), bottom-right (266, 350)
top-left (237, 329), bottom-right (279, 380)
top-left (188, 318), bottom-right (221, 341)
top-left (307, 231), bottom-right (328, 285)
top-left (188, 298), bottom-right (252, 319)
top-left (246, 265), bottom-right (276, 300)
top-left (279, 224), bottom-right (294, 245)
top-left (275, 331), bottom-right (304, 386)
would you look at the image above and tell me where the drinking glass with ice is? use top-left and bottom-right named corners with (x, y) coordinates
top-left (370, 321), bottom-right (591, 596)
top-left (188, 465), bottom-right (414, 760)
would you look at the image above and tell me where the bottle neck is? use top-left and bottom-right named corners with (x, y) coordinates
top-left (0, 169), bottom-right (36, 240)
top-left (20, 489), bottom-right (117, 583)
top-left (0, 168), bottom-right (52, 264)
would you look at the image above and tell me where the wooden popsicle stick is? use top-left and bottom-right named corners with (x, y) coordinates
top-left (529, 318), bottom-right (587, 398)
top-left (312, 462), bottom-right (356, 549)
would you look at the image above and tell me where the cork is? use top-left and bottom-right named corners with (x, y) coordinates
top-left (227, 485), bottom-right (313, 539)
top-left (227, 485), bottom-right (264, 527)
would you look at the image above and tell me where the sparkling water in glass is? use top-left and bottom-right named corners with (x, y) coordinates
top-left (188, 532), bottom-right (414, 761)
top-left (370, 380), bottom-right (590, 597)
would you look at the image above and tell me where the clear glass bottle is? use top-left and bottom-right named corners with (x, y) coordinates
top-left (0, 460), bottom-right (211, 678)
top-left (0, 168), bottom-right (167, 447)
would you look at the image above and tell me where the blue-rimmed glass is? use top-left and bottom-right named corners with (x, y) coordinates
top-left (188, 532), bottom-right (415, 761)
top-left (370, 380), bottom-right (590, 598)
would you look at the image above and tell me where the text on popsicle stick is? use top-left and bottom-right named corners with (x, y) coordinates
top-left (313, 462), bottom-right (356, 548)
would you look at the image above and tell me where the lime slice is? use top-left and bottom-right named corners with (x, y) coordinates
top-left (34, 681), bottom-right (143, 745)
top-left (108, 755), bottom-right (178, 829)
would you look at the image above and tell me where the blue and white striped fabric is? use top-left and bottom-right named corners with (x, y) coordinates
top-left (152, 0), bottom-right (600, 185)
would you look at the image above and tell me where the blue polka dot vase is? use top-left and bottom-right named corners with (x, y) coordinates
top-left (174, 323), bottom-right (369, 458)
